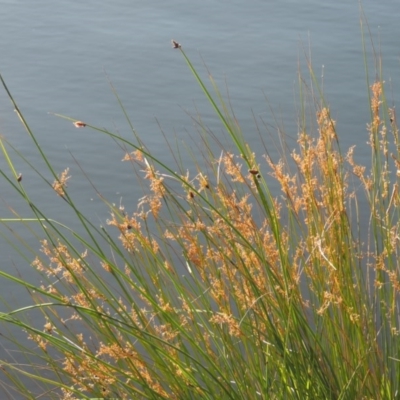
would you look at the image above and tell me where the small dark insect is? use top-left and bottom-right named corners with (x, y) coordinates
top-left (189, 191), bottom-right (195, 198)
top-left (73, 121), bottom-right (86, 128)
top-left (17, 173), bottom-right (22, 182)
top-left (256, 174), bottom-right (261, 179)
top-left (249, 169), bottom-right (259, 175)
top-left (171, 40), bottom-right (181, 49)
top-left (390, 118), bottom-right (394, 123)
top-left (126, 224), bottom-right (132, 230)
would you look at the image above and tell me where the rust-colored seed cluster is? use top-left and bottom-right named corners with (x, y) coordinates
top-left (52, 168), bottom-right (71, 197)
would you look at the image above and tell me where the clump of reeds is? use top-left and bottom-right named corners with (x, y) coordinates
top-left (0, 36), bottom-right (399, 399)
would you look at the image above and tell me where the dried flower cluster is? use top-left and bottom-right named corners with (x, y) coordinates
top-left (52, 168), bottom-right (71, 197)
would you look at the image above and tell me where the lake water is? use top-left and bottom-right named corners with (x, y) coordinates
top-left (0, 0), bottom-right (399, 395)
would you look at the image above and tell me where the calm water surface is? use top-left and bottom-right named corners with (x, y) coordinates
top-left (0, 0), bottom-right (399, 394)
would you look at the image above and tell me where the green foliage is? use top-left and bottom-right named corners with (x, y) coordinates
top-left (0, 34), bottom-right (399, 400)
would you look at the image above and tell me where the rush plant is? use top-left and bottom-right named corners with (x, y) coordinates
top-left (0, 34), bottom-right (399, 399)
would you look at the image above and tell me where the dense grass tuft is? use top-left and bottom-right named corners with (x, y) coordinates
top-left (0, 35), bottom-right (399, 400)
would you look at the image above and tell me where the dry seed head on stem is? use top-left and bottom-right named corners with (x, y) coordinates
top-left (196, 172), bottom-right (210, 191)
top-left (370, 81), bottom-right (383, 131)
top-left (53, 168), bottom-right (70, 197)
top-left (222, 152), bottom-right (245, 183)
top-left (171, 39), bottom-right (181, 49)
top-left (73, 121), bottom-right (86, 128)
top-left (122, 149), bottom-right (144, 163)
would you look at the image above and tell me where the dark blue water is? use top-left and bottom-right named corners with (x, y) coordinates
top-left (0, 1), bottom-right (399, 395)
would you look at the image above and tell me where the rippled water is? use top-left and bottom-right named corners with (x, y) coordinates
top-left (0, 1), bottom-right (399, 394)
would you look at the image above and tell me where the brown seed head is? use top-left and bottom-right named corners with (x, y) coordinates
top-left (171, 40), bottom-right (181, 49)
top-left (73, 121), bottom-right (86, 128)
